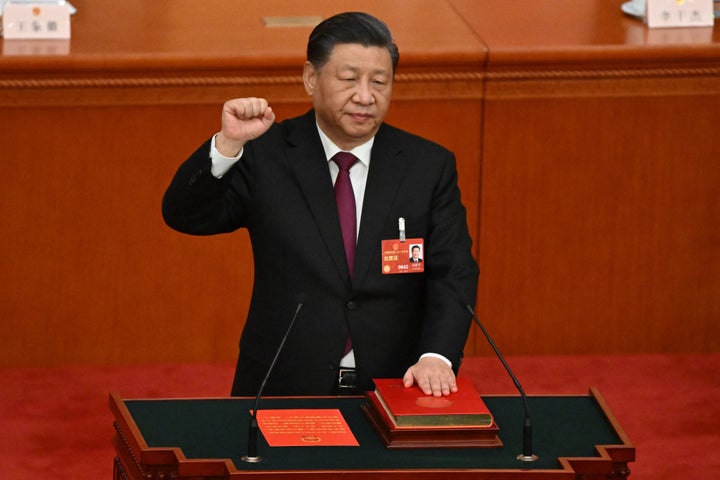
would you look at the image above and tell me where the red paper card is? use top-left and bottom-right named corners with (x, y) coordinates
top-left (255, 409), bottom-right (359, 447)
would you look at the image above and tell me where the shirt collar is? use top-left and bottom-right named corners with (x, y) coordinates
top-left (316, 123), bottom-right (373, 167)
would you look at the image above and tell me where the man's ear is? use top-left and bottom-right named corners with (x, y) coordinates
top-left (302, 61), bottom-right (317, 96)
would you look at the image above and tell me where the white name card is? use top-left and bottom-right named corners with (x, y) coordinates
top-left (646, 0), bottom-right (714, 28)
top-left (2, 2), bottom-right (71, 39)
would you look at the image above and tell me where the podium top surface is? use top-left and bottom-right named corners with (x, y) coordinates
top-left (111, 389), bottom-right (634, 476)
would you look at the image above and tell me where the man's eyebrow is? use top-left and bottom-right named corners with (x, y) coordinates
top-left (338, 64), bottom-right (390, 75)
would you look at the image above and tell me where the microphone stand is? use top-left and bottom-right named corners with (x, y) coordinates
top-left (465, 305), bottom-right (538, 462)
top-left (241, 301), bottom-right (304, 463)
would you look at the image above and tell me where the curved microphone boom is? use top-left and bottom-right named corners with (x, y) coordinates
top-left (464, 304), bottom-right (538, 462)
top-left (241, 300), bottom-right (304, 463)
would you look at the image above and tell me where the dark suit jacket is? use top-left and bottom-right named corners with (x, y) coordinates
top-left (162, 110), bottom-right (479, 396)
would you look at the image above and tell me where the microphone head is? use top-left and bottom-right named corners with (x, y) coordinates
top-left (295, 292), bottom-right (308, 305)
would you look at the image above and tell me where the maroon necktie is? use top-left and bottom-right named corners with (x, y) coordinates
top-left (332, 152), bottom-right (358, 357)
top-left (332, 152), bottom-right (359, 281)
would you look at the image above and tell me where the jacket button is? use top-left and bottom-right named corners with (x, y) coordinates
top-left (346, 301), bottom-right (357, 310)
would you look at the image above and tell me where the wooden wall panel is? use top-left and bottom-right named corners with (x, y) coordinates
top-left (1, 104), bottom-right (246, 365)
top-left (478, 92), bottom-right (720, 355)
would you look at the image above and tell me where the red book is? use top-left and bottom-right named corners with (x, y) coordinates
top-left (372, 377), bottom-right (493, 428)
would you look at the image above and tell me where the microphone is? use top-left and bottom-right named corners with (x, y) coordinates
top-left (464, 304), bottom-right (538, 462)
top-left (241, 297), bottom-right (305, 463)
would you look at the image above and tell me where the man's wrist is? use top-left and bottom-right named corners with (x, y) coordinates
top-left (419, 352), bottom-right (452, 368)
top-left (210, 133), bottom-right (242, 178)
top-left (214, 132), bottom-right (244, 157)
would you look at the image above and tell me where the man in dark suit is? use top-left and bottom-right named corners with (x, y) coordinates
top-left (162, 12), bottom-right (478, 397)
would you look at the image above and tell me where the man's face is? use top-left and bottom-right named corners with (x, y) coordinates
top-left (303, 43), bottom-right (393, 150)
top-left (412, 248), bottom-right (420, 259)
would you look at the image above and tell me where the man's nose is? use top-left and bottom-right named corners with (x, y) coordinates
top-left (353, 80), bottom-right (375, 104)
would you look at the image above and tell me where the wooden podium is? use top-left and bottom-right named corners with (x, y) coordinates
top-left (110, 389), bottom-right (634, 479)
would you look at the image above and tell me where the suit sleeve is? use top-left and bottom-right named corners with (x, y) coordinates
top-left (418, 151), bottom-right (479, 369)
top-left (161, 137), bottom-right (252, 235)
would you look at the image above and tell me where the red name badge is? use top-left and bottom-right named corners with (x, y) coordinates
top-left (381, 238), bottom-right (424, 274)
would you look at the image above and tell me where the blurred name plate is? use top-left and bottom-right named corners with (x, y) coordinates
top-left (646, 0), bottom-right (714, 28)
top-left (2, 38), bottom-right (70, 55)
top-left (2, 2), bottom-right (71, 39)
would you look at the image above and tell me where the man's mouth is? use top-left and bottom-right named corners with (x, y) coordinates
top-left (348, 112), bottom-right (373, 121)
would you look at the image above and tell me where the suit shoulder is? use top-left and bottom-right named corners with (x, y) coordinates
top-left (379, 123), bottom-right (452, 157)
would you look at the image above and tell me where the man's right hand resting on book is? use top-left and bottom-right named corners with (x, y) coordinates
top-left (402, 356), bottom-right (459, 397)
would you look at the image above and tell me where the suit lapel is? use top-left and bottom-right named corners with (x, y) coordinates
top-left (287, 112), bottom-right (351, 286)
top-left (354, 126), bottom-right (409, 286)
top-left (287, 116), bottom-right (410, 289)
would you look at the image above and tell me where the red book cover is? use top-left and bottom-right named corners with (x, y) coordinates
top-left (372, 377), bottom-right (493, 427)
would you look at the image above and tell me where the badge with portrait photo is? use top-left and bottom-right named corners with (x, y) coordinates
top-left (381, 238), bottom-right (424, 274)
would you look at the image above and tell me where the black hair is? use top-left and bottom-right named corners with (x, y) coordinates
top-left (307, 12), bottom-right (399, 73)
